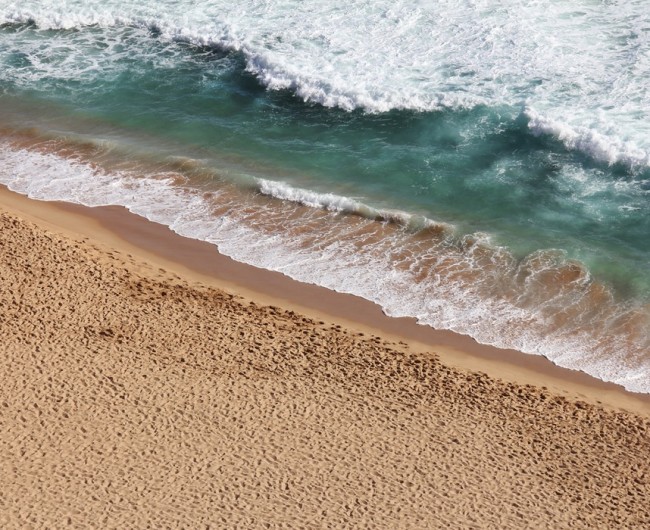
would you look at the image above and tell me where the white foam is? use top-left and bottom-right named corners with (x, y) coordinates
top-left (3, 0), bottom-right (650, 169)
top-left (258, 179), bottom-right (365, 213)
top-left (525, 107), bottom-right (650, 170)
top-left (1, 143), bottom-right (649, 394)
top-left (256, 178), bottom-right (450, 231)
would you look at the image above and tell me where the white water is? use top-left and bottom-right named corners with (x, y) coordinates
top-left (2, 0), bottom-right (650, 170)
top-left (1, 144), bottom-right (648, 393)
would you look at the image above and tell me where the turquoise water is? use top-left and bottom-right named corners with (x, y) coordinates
top-left (1, 1), bottom-right (649, 391)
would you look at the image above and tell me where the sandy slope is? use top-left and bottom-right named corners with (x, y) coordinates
top-left (1, 208), bottom-right (649, 529)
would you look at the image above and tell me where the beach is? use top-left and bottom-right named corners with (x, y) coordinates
top-left (3, 2), bottom-right (650, 527)
top-left (1, 186), bottom-right (649, 528)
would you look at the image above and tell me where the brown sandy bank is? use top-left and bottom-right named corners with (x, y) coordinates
top-left (1, 187), bottom-right (649, 528)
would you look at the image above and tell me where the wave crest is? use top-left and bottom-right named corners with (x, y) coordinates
top-left (525, 107), bottom-right (650, 172)
top-left (4, 3), bottom-right (650, 172)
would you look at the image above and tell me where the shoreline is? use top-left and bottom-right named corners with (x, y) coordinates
top-left (3, 182), bottom-right (650, 527)
top-left (2, 184), bottom-right (648, 415)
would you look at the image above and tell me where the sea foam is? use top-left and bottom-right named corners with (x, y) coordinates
top-left (525, 107), bottom-right (650, 171)
top-left (1, 142), bottom-right (649, 394)
top-left (3, 1), bottom-right (650, 170)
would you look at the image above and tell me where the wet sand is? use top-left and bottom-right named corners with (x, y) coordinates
top-left (1, 186), bottom-right (649, 528)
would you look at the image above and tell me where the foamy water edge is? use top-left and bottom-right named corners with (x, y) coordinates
top-left (1, 143), bottom-right (648, 394)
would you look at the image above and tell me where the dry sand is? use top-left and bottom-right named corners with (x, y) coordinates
top-left (1, 188), bottom-right (649, 529)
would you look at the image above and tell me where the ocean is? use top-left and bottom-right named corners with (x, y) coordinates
top-left (1, 0), bottom-right (649, 392)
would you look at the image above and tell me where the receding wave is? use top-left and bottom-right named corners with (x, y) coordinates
top-left (1, 139), bottom-right (648, 393)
